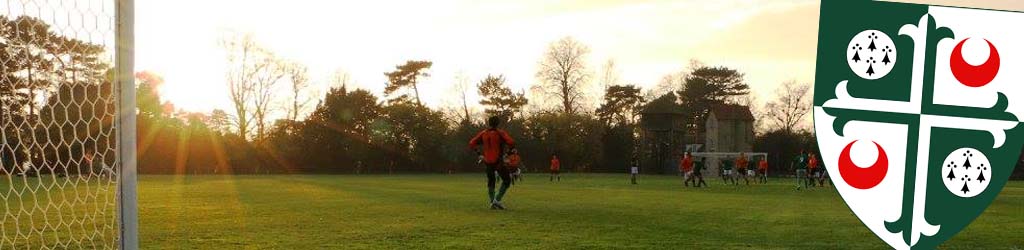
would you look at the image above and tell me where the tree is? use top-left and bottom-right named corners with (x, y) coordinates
top-left (384, 60), bottom-right (432, 107)
top-left (753, 129), bottom-right (817, 175)
top-left (523, 112), bottom-right (604, 172)
top-left (308, 85), bottom-right (382, 137)
top-left (221, 32), bottom-right (287, 141)
top-left (477, 74), bottom-right (529, 120)
top-left (2, 16), bottom-right (56, 118)
top-left (648, 60), bottom-right (703, 100)
top-left (677, 65), bottom-right (750, 129)
top-left (329, 68), bottom-right (353, 89)
top-left (1, 15), bottom-right (111, 173)
top-left (452, 71), bottom-right (473, 123)
top-left (765, 81), bottom-right (811, 133)
top-left (285, 61), bottom-right (312, 122)
top-left (536, 36), bottom-right (591, 114)
top-left (221, 33), bottom-right (262, 140)
top-left (596, 85), bottom-right (644, 127)
top-left (377, 102), bottom-right (451, 172)
top-left (135, 71), bottom-right (165, 118)
top-left (598, 59), bottom-right (620, 93)
top-left (251, 53), bottom-right (287, 141)
top-left (208, 109), bottom-right (231, 134)
top-left (302, 85), bottom-right (383, 172)
top-left (641, 92), bottom-right (683, 114)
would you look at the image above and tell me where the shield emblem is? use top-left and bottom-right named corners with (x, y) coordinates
top-left (814, 1), bottom-right (1023, 249)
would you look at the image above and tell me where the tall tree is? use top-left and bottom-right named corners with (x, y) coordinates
top-left (598, 59), bottom-right (621, 92)
top-left (285, 62), bottom-right (312, 122)
top-left (765, 81), bottom-right (812, 133)
top-left (221, 33), bottom-right (263, 140)
top-left (452, 71), bottom-right (473, 123)
top-left (2, 16), bottom-right (58, 118)
top-left (308, 85), bottom-right (382, 138)
top-left (1, 15), bottom-right (111, 173)
top-left (303, 86), bottom-right (383, 171)
top-left (477, 74), bottom-right (529, 120)
top-left (536, 36), bottom-right (591, 114)
top-left (677, 65), bottom-right (750, 128)
top-left (221, 33), bottom-right (286, 141)
top-left (596, 85), bottom-right (644, 127)
top-left (251, 54), bottom-right (287, 141)
top-left (384, 60), bottom-right (432, 107)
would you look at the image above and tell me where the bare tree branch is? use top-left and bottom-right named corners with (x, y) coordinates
top-left (765, 81), bottom-right (811, 133)
top-left (536, 36), bottom-right (591, 114)
top-left (284, 61), bottom-right (311, 121)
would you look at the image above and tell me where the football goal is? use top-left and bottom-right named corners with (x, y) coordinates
top-left (691, 152), bottom-right (769, 177)
top-left (1, 0), bottom-right (136, 249)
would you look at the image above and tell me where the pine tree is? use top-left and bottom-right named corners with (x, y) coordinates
top-left (946, 168), bottom-right (956, 181)
top-left (960, 182), bottom-right (970, 194)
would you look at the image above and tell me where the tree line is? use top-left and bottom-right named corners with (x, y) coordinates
top-left (1, 16), bottom-right (116, 175)
top-left (3, 16), bottom-right (1024, 178)
top-left (130, 35), bottom-right (829, 175)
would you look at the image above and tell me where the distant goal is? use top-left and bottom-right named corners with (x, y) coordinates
top-left (691, 152), bottom-right (769, 177)
top-left (1, 0), bottom-right (136, 249)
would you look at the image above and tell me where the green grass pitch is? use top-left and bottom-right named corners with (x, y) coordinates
top-left (4, 174), bottom-right (1021, 249)
top-left (128, 174), bottom-right (1024, 249)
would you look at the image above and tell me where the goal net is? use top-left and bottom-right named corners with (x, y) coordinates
top-left (691, 152), bottom-right (768, 177)
top-left (1, 0), bottom-right (135, 249)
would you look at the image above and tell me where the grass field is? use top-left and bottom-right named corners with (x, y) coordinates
top-left (128, 174), bottom-right (1024, 249)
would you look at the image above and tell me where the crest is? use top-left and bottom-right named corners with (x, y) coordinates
top-left (813, 1), bottom-right (1023, 249)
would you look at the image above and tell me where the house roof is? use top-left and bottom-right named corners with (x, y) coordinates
top-left (710, 104), bottom-right (754, 121)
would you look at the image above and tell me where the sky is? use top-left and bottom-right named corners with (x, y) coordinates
top-left (134, 0), bottom-right (1024, 119)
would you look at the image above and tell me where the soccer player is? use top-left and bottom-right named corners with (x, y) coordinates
top-left (469, 116), bottom-right (516, 210)
top-left (505, 149), bottom-right (523, 185)
top-left (794, 149), bottom-right (809, 190)
top-left (807, 152), bottom-right (820, 187)
top-left (817, 154), bottom-right (832, 187)
top-left (549, 154), bottom-right (561, 182)
top-left (721, 157), bottom-right (736, 185)
top-left (735, 152), bottom-right (750, 185)
top-left (757, 156), bottom-right (769, 184)
top-left (694, 157), bottom-right (708, 187)
top-left (680, 152), bottom-right (694, 187)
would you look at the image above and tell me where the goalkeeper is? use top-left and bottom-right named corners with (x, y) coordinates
top-left (469, 116), bottom-right (516, 210)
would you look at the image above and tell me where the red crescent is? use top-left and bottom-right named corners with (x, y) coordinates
top-left (951, 38), bottom-right (1000, 87)
top-left (838, 140), bottom-right (889, 189)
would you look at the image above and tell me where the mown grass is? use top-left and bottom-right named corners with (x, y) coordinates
top-left (129, 174), bottom-right (1023, 249)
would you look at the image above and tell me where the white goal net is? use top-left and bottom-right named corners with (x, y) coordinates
top-left (691, 152), bottom-right (768, 177)
top-left (1, 0), bottom-right (135, 249)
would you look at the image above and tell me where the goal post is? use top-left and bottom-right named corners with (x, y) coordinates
top-left (1, 0), bottom-right (136, 248)
top-left (116, 0), bottom-right (138, 249)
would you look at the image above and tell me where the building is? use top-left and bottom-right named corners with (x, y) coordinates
top-left (637, 94), bottom-right (687, 174)
top-left (638, 98), bottom-right (757, 175)
top-left (705, 104), bottom-right (755, 153)
top-left (639, 109), bottom-right (686, 174)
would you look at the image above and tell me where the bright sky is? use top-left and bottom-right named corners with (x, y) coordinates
top-left (135, 0), bottom-right (1024, 119)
